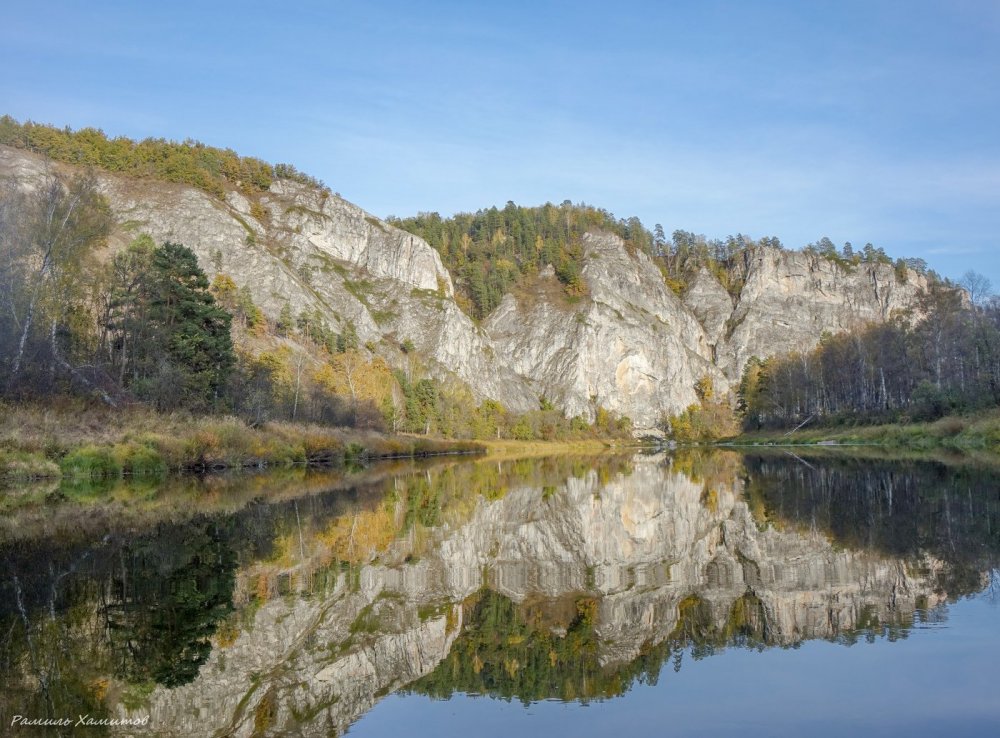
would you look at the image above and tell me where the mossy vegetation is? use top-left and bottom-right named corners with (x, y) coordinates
top-left (60, 445), bottom-right (124, 480)
top-left (0, 448), bottom-right (60, 481)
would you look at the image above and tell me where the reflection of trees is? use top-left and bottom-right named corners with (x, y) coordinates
top-left (7, 450), bottom-right (1000, 728)
top-left (412, 590), bottom-right (791, 706)
top-left (103, 523), bottom-right (236, 687)
top-left (742, 454), bottom-right (1000, 595)
top-left (670, 593), bottom-right (769, 659)
top-left (408, 590), bottom-right (805, 706)
top-left (409, 579), bottom-right (932, 708)
top-left (1, 574), bottom-right (112, 733)
top-left (0, 453), bottom-right (638, 723)
top-left (410, 590), bottom-right (655, 705)
top-left (0, 522), bottom-right (237, 731)
top-left (408, 453), bottom-right (1000, 707)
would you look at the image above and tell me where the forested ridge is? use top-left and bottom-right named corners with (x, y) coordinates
top-left (392, 205), bottom-right (932, 321)
top-left (389, 203), bottom-right (652, 318)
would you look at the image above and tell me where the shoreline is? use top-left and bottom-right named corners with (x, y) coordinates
top-left (719, 410), bottom-right (1000, 453)
top-left (478, 438), bottom-right (637, 459)
top-left (0, 402), bottom-right (637, 489)
top-left (0, 402), bottom-right (485, 488)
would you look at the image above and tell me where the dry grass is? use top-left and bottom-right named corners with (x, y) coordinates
top-left (0, 399), bottom-right (483, 485)
top-left (508, 270), bottom-right (588, 313)
top-left (480, 438), bottom-right (623, 461)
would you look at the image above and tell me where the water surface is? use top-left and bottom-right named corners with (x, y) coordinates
top-left (2, 450), bottom-right (997, 736)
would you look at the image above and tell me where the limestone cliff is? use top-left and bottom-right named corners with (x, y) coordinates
top-left (487, 234), bottom-right (926, 426)
top-left (0, 146), bottom-right (927, 428)
top-left (0, 145), bottom-right (538, 413)
top-left (715, 247), bottom-right (927, 381)
top-left (486, 235), bottom-right (723, 426)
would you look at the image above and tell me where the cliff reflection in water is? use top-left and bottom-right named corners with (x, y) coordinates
top-left (1, 451), bottom-right (998, 736)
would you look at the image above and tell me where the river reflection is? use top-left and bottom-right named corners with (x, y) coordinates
top-left (1, 451), bottom-right (998, 736)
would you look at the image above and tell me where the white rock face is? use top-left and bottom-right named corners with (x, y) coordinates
top-left (716, 247), bottom-right (927, 381)
top-left (0, 146), bottom-right (927, 428)
top-left (486, 234), bottom-right (925, 427)
top-left (486, 234), bottom-right (723, 426)
top-left (0, 145), bottom-right (536, 411)
top-left (682, 266), bottom-right (733, 348)
top-left (264, 179), bottom-right (453, 297)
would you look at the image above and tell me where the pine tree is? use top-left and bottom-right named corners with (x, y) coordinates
top-left (144, 242), bottom-right (235, 410)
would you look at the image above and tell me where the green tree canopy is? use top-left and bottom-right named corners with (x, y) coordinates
top-left (390, 202), bottom-right (653, 319)
top-left (101, 239), bottom-right (235, 411)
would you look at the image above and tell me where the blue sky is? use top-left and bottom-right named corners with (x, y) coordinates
top-left (2, 0), bottom-right (998, 284)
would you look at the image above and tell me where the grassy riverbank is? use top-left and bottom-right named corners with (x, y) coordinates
top-left (0, 401), bottom-right (483, 486)
top-left (728, 410), bottom-right (1000, 451)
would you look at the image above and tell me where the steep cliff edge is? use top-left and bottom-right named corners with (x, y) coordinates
top-left (0, 145), bottom-right (927, 428)
top-left (485, 234), bottom-right (723, 427)
top-left (486, 233), bottom-right (926, 426)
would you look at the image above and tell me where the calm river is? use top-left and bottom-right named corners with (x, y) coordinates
top-left (2, 450), bottom-right (998, 736)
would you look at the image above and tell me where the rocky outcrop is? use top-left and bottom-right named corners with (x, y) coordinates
top-left (486, 234), bottom-right (925, 427)
top-left (0, 145), bottom-right (539, 413)
top-left (0, 146), bottom-right (928, 428)
top-left (716, 247), bottom-right (927, 381)
top-left (487, 236), bottom-right (725, 426)
top-left (682, 266), bottom-right (733, 348)
top-left (262, 179), bottom-right (453, 297)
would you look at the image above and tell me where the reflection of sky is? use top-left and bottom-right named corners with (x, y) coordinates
top-left (349, 594), bottom-right (1000, 737)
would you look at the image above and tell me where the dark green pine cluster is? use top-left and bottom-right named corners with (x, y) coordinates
top-left (104, 238), bottom-right (236, 411)
top-left (0, 169), bottom-right (234, 412)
